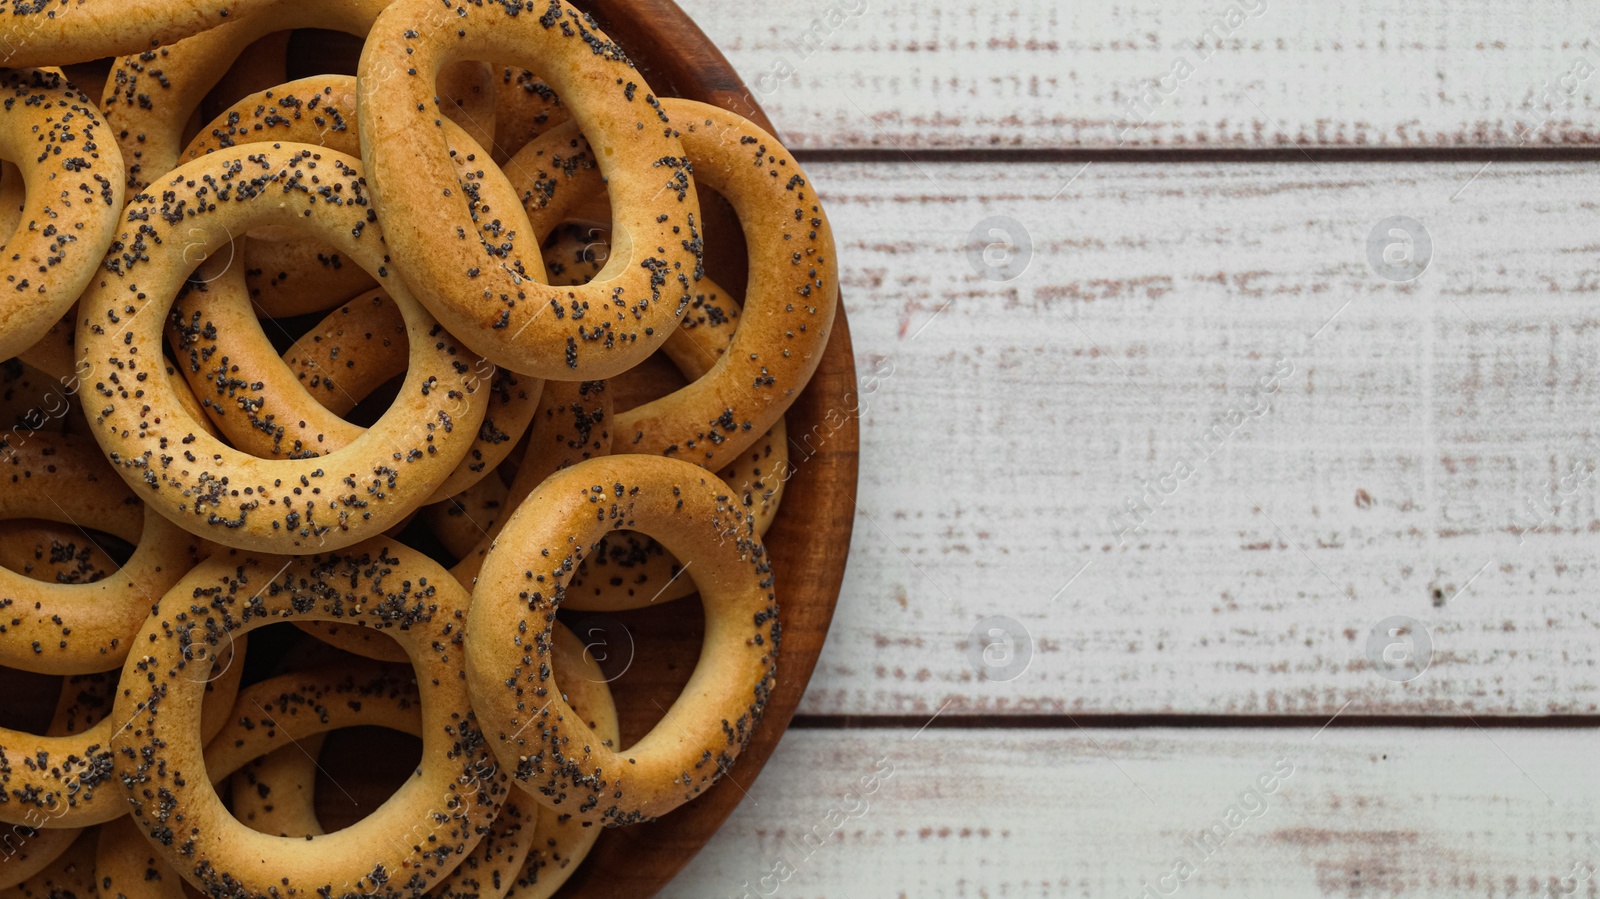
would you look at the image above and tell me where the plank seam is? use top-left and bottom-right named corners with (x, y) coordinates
top-left (794, 147), bottom-right (1600, 165)
top-left (791, 715), bottom-right (1600, 730)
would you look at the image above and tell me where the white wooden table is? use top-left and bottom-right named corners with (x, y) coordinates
top-left (663, 2), bottom-right (1600, 896)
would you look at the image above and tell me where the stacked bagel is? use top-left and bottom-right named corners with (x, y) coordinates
top-left (0, 2), bottom-right (837, 897)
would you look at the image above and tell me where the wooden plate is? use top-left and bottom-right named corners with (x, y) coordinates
top-left (0, 4), bottom-right (856, 896)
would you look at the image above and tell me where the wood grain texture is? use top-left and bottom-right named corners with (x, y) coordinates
top-left (795, 157), bottom-right (1600, 718)
top-left (675, 0), bottom-right (1600, 150)
top-left (667, 727), bottom-right (1600, 898)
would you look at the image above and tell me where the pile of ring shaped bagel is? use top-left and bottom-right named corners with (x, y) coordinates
top-left (0, 1), bottom-right (839, 896)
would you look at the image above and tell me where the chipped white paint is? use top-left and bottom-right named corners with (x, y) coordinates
top-left (791, 158), bottom-right (1600, 717)
top-left (661, 4), bottom-right (1600, 896)
top-left (672, 727), bottom-right (1600, 898)
top-left (677, 0), bottom-right (1600, 150)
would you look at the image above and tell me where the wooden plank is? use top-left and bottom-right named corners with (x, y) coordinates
top-left (788, 158), bottom-right (1600, 717)
top-left (675, 0), bottom-right (1600, 150)
top-left (664, 727), bottom-right (1600, 898)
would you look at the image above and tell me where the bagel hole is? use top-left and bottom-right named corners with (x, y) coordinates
top-left (555, 598), bottom-right (703, 749)
top-left (0, 161), bottom-right (23, 237)
top-left (608, 351), bottom-right (688, 413)
top-left (285, 30), bottom-right (363, 79)
top-left (0, 518), bottom-right (132, 582)
top-left (0, 664), bottom-right (116, 737)
top-left (0, 358), bottom-right (83, 437)
top-left (0, 667), bottom-right (60, 733)
top-left (257, 307), bottom-right (336, 355)
top-left (59, 60), bottom-right (114, 98)
top-left (312, 726), bottom-right (423, 831)
top-left (344, 372), bottom-right (406, 430)
top-left (235, 622), bottom-right (335, 686)
top-left (394, 513), bottom-right (459, 571)
top-left (200, 32), bottom-right (294, 127)
top-left (696, 184), bottom-right (751, 302)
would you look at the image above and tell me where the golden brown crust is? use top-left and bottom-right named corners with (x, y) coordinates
top-left (0, 435), bottom-right (208, 675)
top-left (77, 143), bottom-right (492, 553)
top-left (100, 0), bottom-right (496, 192)
top-left (358, 0), bottom-right (701, 379)
top-left (225, 630), bottom-right (615, 899)
top-left (466, 455), bottom-right (778, 825)
top-left (510, 99), bottom-right (837, 472)
top-left (0, 636), bottom-right (244, 829)
top-left (110, 542), bottom-right (505, 899)
top-left (0, 0), bottom-right (266, 69)
top-left (0, 669), bottom-right (115, 889)
top-left (0, 69), bottom-right (125, 363)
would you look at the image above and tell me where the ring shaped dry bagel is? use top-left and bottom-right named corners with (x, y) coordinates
top-left (0, 435), bottom-right (208, 675)
top-left (358, 0), bottom-right (701, 379)
top-left (0, 69), bottom-right (125, 363)
top-left (110, 542), bottom-right (507, 899)
top-left (0, 668), bottom-right (114, 889)
top-left (219, 664), bottom-right (423, 841)
top-left (0, 634), bottom-right (244, 829)
top-left (181, 76), bottom-right (376, 318)
top-left (179, 77), bottom-right (542, 493)
top-left (226, 634), bottom-right (615, 899)
top-left (101, 0), bottom-right (495, 192)
top-left (0, 0), bottom-right (297, 69)
top-left (76, 143), bottom-right (492, 553)
top-left (510, 98), bottom-right (837, 472)
top-left (169, 98), bottom-right (544, 503)
top-left (168, 249), bottom-right (539, 504)
top-left (466, 455), bottom-right (778, 824)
